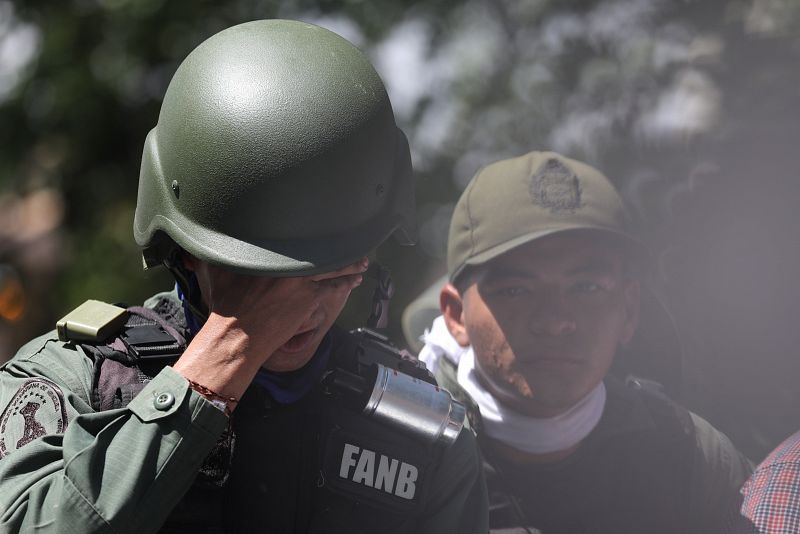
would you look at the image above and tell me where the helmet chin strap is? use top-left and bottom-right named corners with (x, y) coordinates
top-left (366, 263), bottom-right (394, 329)
top-left (163, 249), bottom-right (209, 325)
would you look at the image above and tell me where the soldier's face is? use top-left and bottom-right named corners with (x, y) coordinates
top-left (264, 284), bottom-right (351, 372)
top-left (455, 234), bottom-right (639, 417)
top-left (183, 255), bottom-right (362, 373)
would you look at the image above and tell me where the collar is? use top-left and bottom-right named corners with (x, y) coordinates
top-left (478, 375), bottom-right (661, 466)
top-left (457, 348), bottom-right (606, 455)
top-left (252, 333), bottom-right (333, 405)
top-left (175, 281), bottom-right (203, 336)
top-left (417, 315), bottom-right (660, 449)
top-left (418, 315), bottom-right (469, 376)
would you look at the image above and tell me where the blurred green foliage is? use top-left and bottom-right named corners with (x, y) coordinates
top-left (2, 0), bottom-right (800, 459)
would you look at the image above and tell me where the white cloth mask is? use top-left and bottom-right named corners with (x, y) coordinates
top-left (419, 315), bottom-right (606, 455)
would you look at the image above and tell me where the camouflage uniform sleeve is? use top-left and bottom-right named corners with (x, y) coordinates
top-left (415, 428), bottom-right (489, 534)
top-left (431, 357), bottom-right (479, 432)
top-left (688, 411), bottom-right (755, 534)
top-left (0, 332), bottom-right (228, 533)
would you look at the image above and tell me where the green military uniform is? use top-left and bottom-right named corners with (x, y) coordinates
top-left (0, 334), bottom-right (224, 531)
top-left (0, 19), bottom-right (489, 533)
top-left (0, 291), bottom-right (487, 533)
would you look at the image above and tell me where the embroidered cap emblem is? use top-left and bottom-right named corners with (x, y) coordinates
top-left (529, 158), bottom-right (583, 213)
top-left (0, 378), bottom-right (68, 458)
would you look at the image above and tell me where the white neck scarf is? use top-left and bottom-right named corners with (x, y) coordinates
top-left (456, 347), bottom-right (606, 455)
top-left (418, 315), bottom-right (469, 376)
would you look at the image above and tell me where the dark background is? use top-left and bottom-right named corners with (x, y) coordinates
top-left (1, 0), bottom-right (799, 461)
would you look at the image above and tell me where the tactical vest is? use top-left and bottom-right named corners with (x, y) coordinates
top-left (78, 295), bottom-right (444, 534)
top-left (477, 377), bottom-right (698, 534)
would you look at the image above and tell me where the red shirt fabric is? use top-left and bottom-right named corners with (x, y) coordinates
top-left (736, 431), bottom-right (800, 533)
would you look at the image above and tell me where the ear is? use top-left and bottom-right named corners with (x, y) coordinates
top-left (619, 279), bottom-right (641, 346)
top-left (440, 283), bottom-right (470, 347)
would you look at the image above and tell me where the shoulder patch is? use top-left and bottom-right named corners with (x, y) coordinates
top-left (0, 378), bottom-right (68, 458)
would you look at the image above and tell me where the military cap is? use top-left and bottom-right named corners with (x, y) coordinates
top-left (447, 150), bottom-right (644, 282)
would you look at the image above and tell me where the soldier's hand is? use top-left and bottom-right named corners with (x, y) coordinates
top-left (174, 258), bottom-right (368, 403)
top-left (199, 257), bottom-right (368, 362)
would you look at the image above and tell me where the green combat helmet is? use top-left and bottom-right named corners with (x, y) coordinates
top-left (134, 19), bottom-right (415, 276)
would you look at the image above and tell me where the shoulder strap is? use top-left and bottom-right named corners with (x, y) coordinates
top-left (333, 327), bottom-right (437, 384)
top-left (77, 296), bottom-right (188, 410)
top-left (79, 299), bottom-right (188, 366)
top-left (625, 375), bottom-right (695, 436)
top-left (112, 305), bottom-right (186, 362)
top-left (623, 375), bottom-right (696, 532)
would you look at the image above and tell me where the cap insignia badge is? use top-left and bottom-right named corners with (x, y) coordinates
top-left (529, 158), bottom-right (583, 213)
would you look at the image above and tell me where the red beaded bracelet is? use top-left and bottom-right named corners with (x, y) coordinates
top-left (186, 379), bottom-right (238, 416)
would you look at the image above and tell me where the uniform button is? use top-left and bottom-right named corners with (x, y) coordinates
top-left (154, 392), bottom-right (175, 410)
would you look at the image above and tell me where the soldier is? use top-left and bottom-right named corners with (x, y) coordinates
top-left (0, 20), bottom-right (487, 533)
top-left (419, 150), bottom-right (752, 533)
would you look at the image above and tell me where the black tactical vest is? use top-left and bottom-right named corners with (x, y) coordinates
top-left (81, 296), bottom-right (441, 534)
top-left (480, 377), bottom-right (697, 534)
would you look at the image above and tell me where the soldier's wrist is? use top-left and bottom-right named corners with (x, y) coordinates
top-left (185, 378), bottom-right (238, 416)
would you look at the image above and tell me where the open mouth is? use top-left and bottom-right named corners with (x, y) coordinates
top-left (279, 327), bottom-right (319, 354)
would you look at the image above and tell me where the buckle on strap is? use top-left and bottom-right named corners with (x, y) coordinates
top-left (120, 323), bottom-right (183, 360)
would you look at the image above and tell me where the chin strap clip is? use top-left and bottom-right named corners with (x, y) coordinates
top-left (367, 263), bottom-right (394, 329)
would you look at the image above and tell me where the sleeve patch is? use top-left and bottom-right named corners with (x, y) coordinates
top-left (0, 378), bottom-right (68, 458)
